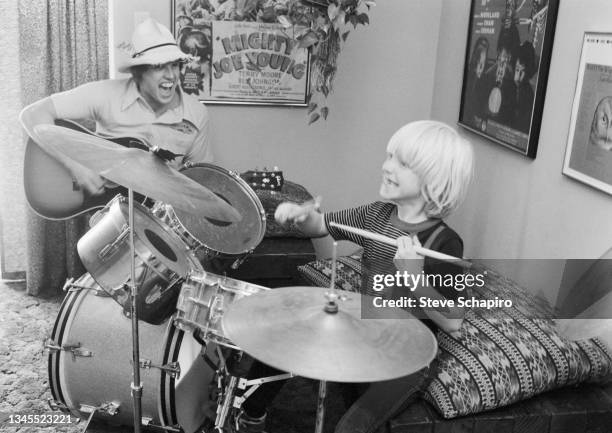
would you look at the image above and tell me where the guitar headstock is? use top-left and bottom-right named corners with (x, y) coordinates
top-left (241, 168), bottom-right (284, 192)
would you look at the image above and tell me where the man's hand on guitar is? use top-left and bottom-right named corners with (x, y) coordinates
top-left (69, 163), bottom-right (108, 196)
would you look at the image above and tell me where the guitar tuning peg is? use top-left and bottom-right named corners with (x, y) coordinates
top-left (263, 166), bottom-right (268, 172)
top-left (273, 166), bottom-right (279, 171)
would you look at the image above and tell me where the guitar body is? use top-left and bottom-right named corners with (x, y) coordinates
top-left (23, 119), bottom-right (146, 220)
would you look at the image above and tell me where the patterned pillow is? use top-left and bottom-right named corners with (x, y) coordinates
top-left (424, 265), bottom-right (612, 418)
top-left (297, 256), bottom-right (362, 292)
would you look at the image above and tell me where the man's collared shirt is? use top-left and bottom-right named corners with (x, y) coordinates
top-left (51, 78), bottom-right (212, 169)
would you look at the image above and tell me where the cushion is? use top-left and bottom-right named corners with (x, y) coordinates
top-left (297, 258), bottom-right (612, 418)
top-left (297, 255), bottom-right (363, 292)
top-left (424, 265), bottom-right (612, 418)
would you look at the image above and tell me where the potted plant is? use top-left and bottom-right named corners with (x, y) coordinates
top-left (270, 0), bottom-right (376, 123)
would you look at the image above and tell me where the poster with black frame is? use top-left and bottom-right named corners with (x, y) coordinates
top-left (458, 0), bottom-right (558, 158)
top-left (171, 0), bottom-right (310, 106)
top-left (563, 32), bottom-right (612, 196)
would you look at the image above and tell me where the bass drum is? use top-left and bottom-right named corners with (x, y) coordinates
top-left (47, 273), bottom-right (214, 433)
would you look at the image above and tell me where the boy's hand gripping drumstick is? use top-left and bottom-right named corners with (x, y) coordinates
top-left (329, 221), bottom-right (472, 269)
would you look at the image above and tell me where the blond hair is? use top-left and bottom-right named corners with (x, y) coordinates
top-left (387, 120), bottom-right (474, 218)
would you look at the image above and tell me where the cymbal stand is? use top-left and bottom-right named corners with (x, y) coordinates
top-left (128, 188), bottom-right (143, 433)
top-left (314, 241), bottom-right (340, 433)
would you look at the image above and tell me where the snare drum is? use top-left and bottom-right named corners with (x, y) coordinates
top-left (174, 270), bottom-right (270, 350)
top-left (77, 195), bottom-right (202, 324)
top-left (46, 273), bottom-right (214, 433)
top-left (153, 163), bottom-right (266, 265)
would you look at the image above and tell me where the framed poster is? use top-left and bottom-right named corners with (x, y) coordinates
top-left (458, 0), bottom-right (558, 158)
top-left (563, 33), bottom-right (612, 196)
top-left (171, 0), bottom-right (310, 106)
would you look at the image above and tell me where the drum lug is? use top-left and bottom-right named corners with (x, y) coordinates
top-left (61, 278), bottom-right (75, 292)
top-left (98, 226), bottom-right (129, 259)
top-left (43, 339), bottom-right (93, 360)
top-left (138, 359), bottom-right (181, 379)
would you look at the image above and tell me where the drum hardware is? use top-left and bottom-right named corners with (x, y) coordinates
top-left (174, 270), bottom-right (270, 351)
top-left (77, 402), bottom-right (121, 433)
top-left (97, 225), bottom-right (130, 259)
top-left (47, 399), bottom-right (69, 412)
top-left (152, 163), bottom-right (265, 271)
top-left (136, 358), bottom-right (181, 379)
top-left (78, 194), bottom-right (202, 325)
top-left (222, 284), bottom-right (438, 381)
top-left (205, 345), bottom-right (294, 432)
top-left (47, 276), bottom-right (214, 432)
top-left (43, 339), bottom-right (93, 360)
top-left (36, 124), bottom-right (239, 433)
top-left (215, 375), bottom-right (238, 430)
top-left (233, 373), bottom-right (294, 408)
top-left (230, 249), bottom-right (254, 270)
top-left (79, 401), bottom-right (120, 416)
top-left (127, 189), bottom-right (144, 433)
top-left (61, 277), bottom-right (108, 295)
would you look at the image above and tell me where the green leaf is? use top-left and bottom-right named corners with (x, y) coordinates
top-left (342, 31), bottom-right (350, 42)
top-left (298, 31), bottom-right (320, 49)
top-left (309, 112), bottom-right (321, 125)
top-left (277, 15), bottom-right (292, 28)
top-left (327, 3), bottom-right (340, 21)
top-left (308, 102), bottom-right (318, 114)
top-left (321, 84), bottom-right (330, 97)
top-left (321, 106), bottom-right (329, 120)
top-left (357, 13), bottom-right (369, 25)
top-left (349, 15), bottom-right (358, 28)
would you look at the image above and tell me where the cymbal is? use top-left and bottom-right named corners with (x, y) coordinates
top-left (222, 287), bottom-right (438, 382)
top-left (33, 124), bottom-right (241, 223)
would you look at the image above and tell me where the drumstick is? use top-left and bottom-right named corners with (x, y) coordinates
top-left (329, 221), bottom-right (472, 269)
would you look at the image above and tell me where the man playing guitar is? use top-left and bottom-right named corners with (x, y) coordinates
top-left (20, 18), bottom-right (212, 199)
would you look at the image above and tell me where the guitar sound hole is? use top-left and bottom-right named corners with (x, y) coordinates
top-left (144, 229), bottom-right (178, 262)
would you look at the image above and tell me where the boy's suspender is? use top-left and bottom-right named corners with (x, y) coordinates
top-left (423, 225), bottom-right (447, 251)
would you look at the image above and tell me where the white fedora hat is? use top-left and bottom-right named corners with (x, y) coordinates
top-left (117, 18), bottom-right (191, 73)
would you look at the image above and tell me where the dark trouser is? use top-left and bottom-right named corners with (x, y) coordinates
top-left (241, 360), bottom-right (287, 418)
top-left (241, 360), bottom-right (436, 433)
top-left (335, 362), bottom-right (434, 433)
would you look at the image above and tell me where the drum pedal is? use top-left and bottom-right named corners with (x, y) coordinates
top-left (79, 402), bottom-right (120, 417)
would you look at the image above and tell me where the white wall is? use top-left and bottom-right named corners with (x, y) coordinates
top-left (432, 0), bottom-right (612, 302)
top-left (110, 0), bottom-right (443, 257)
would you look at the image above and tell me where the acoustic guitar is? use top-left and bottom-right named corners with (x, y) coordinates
top-left (23, 119), bottom-right (149, 220)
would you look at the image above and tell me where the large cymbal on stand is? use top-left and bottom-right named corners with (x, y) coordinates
top-left (34, 124), bottom-right (241, 223)
top-left (222, 287), bottom-right (438, 382)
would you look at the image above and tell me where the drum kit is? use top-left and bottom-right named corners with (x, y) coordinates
top-left (35, 124), bottom-right (439, 433)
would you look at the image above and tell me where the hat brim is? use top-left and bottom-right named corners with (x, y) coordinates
top-left (117, 45), bottom-right (193, 73)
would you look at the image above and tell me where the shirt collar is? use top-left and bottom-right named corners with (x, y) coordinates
top-left (120, 78), bottom-right (142, 111)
